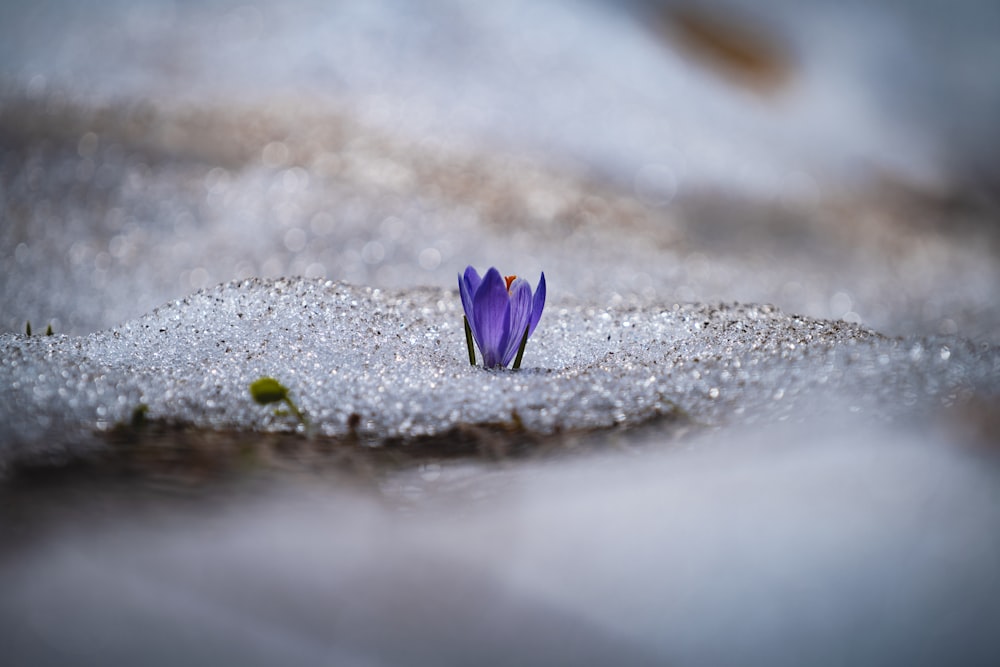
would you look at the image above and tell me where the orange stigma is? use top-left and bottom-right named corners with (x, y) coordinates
top-left (504, 275), bottom-right (517, 292)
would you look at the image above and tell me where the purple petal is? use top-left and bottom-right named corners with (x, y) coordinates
top-left (472, 268), bottom-right (511, 368)
top-left (463, 266), bottom-right (482, 301)
top-left (458, 266), bottom-right (480, 322)
top-left (528, 272), bottom-right (546, 337)
top-left (502, 278), bottom-right (534, 366)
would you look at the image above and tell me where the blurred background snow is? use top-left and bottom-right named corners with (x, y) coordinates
top-left (2, 0), bottom-right (999, 337)
top-left (4, 0), bottom-right (1000, 192)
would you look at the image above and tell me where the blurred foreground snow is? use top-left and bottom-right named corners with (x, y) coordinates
top-left (3, 420), bottom-right (999, 666)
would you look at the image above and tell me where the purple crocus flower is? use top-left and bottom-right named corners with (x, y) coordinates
top-left (459, 266), bottom-right (546, 369)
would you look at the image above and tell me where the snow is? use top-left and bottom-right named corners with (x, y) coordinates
top-left (2, 1), bottom-right (1000, 664)
top-left (2, 277), bottom-right (996, 469)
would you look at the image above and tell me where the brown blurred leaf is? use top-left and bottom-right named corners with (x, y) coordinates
top-left (658, 5), bottom-right (794, 94)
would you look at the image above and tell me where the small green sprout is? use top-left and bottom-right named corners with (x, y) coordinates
top-left (24, 321), bottom-right (54, 336)
top-left (250, 377), bottom-right (308, 427)
top-left (131, 403), bottom-right (149, 428)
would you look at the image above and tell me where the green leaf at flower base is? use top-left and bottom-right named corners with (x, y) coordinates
top-left (464, 315), bottom-right (476, 366)
top-left (512, 323), bottom-right (530, 370)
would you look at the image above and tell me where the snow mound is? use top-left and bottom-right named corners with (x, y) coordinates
top-left (2, 277), bottom-right (996, 469)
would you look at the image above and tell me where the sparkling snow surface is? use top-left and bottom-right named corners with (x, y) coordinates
top-left (1, 277), bottom-right (996, 468)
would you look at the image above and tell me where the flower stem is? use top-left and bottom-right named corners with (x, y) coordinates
top-left (464, 315), bottom-right (476, 366)
top-left (512, 323), bottom-right (530, 370)
top-left (283, 396), bottom-right (308, 427)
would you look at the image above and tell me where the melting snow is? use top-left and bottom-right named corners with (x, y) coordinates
top-left (2, 277), bottom-right (996, 469)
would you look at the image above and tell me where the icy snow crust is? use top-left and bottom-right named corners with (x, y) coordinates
top-left (2, 277), bottom-right (996, 469)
